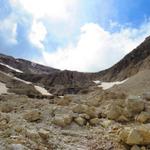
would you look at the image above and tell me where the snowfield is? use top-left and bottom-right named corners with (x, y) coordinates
top-left (0, 62), bottom-right (23, 73)
top-left (93, 79), bottom-right (128, 90)
top-left (34, 86), bottom-right (52, 96)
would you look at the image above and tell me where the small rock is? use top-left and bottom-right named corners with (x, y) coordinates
top-left (9, 144), bottom-right (26, 150)
top-left (74, 117), bottom-right (86, 126)
top-left (23, 110), bottom-right (41, 122)
top-left (53, 114), bottom-right (72, 127)
top-left (89, 118), bottom-right (100, 126)
top-left (57, 96), bottom-right (71, 106)
top-left (38, 129), bottom-right (49, 140)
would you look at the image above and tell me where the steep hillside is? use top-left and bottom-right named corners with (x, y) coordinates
top-left (97, 36), bottom-right (150, 81)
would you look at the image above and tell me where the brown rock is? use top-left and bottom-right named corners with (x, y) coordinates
top-left (53, 114), bottom-right (72, 127)
top-left (74, 117), bottom-right (86, 126)
top-left (23, 110), bottom-right (42, 122)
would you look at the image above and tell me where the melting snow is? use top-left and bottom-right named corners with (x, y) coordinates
top-left (96, 79), bottom-right (128, 90)
top-left (0, 82), bottom-right (8, 94)
top-left (93, 80), bottom-right (101, 84)
top-left (34, 86), bottom-right (52, 96)
top-left (14, 77), bottom-right (52, 96)
top-left (13, 77), bottom-right (31, 84)
top-left (0, 62), bottom-right (23, 73)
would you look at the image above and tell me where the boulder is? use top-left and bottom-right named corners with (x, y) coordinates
top-left (57, 96), bottom-right (71, 106)
top-left (119, 124), bottom-right (150, 145)
top-left (38, 129), bottom-right (49, 140)
top-left (126, 97), bottom-right (144, 114)
top-left (135, 111), bottom-right (150, 123)
top-left (106, 104), bottom-right (123, 120)
top-left (143, 92), bottom-right (150, 101)
top-left (74, 117), bottom-right (86, 126)
top-left (72, 104), bottom-right (88, 114)
top-left (53, 114), bottom-right (72, 127)
top-left (89, 118), bottom-right (100, 126)
top-left (23, 110), bottom-right (42, 122)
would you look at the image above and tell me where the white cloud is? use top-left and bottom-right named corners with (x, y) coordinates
top-left (0, 16), bottom-right (18, 44)
top-left (10, 0), bottom-right (78, 21)
top-left (29, 20), bottom-right (47, 49)
top-left (40, 21), bottom-right (150, 72)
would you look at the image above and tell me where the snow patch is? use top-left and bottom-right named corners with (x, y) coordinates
top-left (13, 77), bottom-right (52, 96)
top-left (97, 79), bottom-right (128, 90)
top-left (0, 62), bottom-right (23, 73)
top-left (93, 80), bottom-right (101, 84)
top-left (34, 86), bottom-right (52, 96)
top-left (13, 77), bottom-right (31, 84)
top-left (0, 82), bottom-right (8, 94)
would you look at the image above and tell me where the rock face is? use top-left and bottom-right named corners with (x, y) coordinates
top-left (119, 124), bottom-right (150, 145)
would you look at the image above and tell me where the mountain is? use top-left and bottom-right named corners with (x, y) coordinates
top-left (97, 36), bottom-right (150, 81)
top-left (0, 35), bottom-right (150, 95)
top-left (0, 53), bottom-right (95, 95)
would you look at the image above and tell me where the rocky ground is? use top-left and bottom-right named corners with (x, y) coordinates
top-left (1, 88), bottom-right (150, 150)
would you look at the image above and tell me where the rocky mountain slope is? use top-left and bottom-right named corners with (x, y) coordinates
top-left (97, 36), bottom-right (150, 81)
top-left (0, 53), bottom-right (60, 74)
top-left (1, 36), bottom-right (150, 150)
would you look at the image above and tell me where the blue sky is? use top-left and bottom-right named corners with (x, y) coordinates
top-left (0, 0), bottom-right (150, 72)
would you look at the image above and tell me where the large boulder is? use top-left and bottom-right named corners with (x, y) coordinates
top-left (125, 96), bottom-right (144, 114)
top-left (106, 103), bottom-right (123, 120)
top-left (72, 104), bottom-right (97, 119)
top-left (119, 124), bottom-right (150, 145)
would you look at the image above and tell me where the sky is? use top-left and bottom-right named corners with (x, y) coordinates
top-left (0, 0), bottom-right (150, 72)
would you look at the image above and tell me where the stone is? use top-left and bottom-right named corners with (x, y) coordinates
top-left (106, 104), bottom-right (123, 120)
top-left (0, 103), bottom-right (13, 113)
top-left (53, 114), bottom-right (72, 127)
top-left (119, 124), bottom-right (150, 145)
top-left (100, 119), bottom-right (112, 128)
top-left (79, 113), bottom-right (90, 120)
top-left (126, 129), bottom-right (143, 145)
top-left (126, 97), bottom-right (144, 114)
top-left (143, 92), bottom-right (150, 101)
top-left (38, 129), bottom-right (49, 140)
top-left (25, 129), bottom-right (40, 141)
top-left (131, 145), bottom-right (141, 150)
top-left (9, 144), bottom-right (26, 150)
top-left (23, 110), bottom-right (41, 122)
top-left (74, 117), bottom-right (86, 126)
top-left (72, 104), bottom-right (88, 114)
top-left (89, 118), bottom-right (100, 126)
top-left (135, 111), bottom-right (150, 123)
top-left (57, 96), bottom-right (71, 106)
